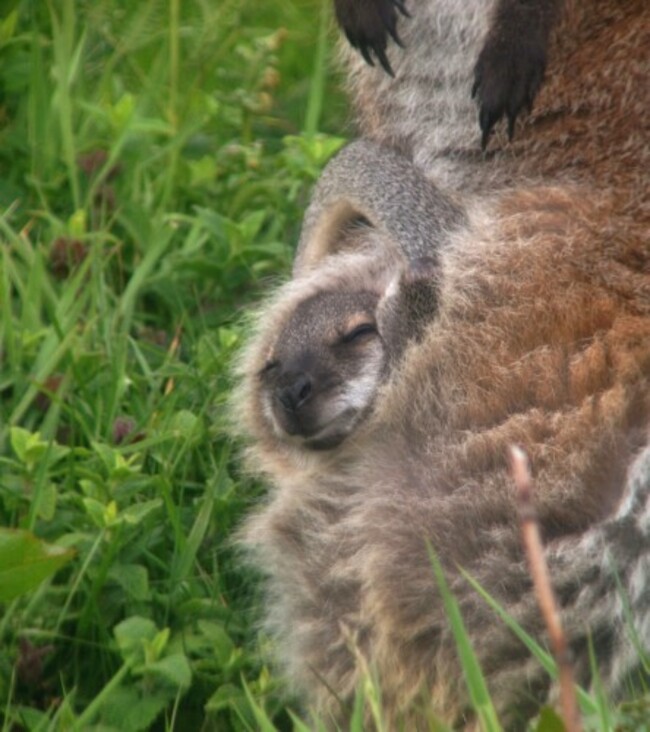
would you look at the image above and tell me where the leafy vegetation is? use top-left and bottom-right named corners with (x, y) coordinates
top-left (1, 1), bottom-right (647, 731)
top-left (0, 0), bottom-right (344, 728)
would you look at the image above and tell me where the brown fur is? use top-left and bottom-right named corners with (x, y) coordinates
top-left (346, 0), bottom-right (650, 197)
top-left (233, 0), bottom-right (650, 727)
top-left (238, 189), bottom-right (650, 727)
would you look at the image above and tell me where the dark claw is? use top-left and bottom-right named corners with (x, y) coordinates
top-left (393, 0), bottom-right (410, 18)
top-left (378, 0), bottom-right (402, 46)
top-left (375, 47), bottom-right (395, 77)
top-left (480, 126), bottom-right (491, 152)
top-left (473, 40), bottom-right (547, 148)
top-left (471, 2), bottom-right (553, 148)
top-left (387, 26), bottom-right (404, 49)
top-left (479, 106), bottom-right (499, 150)
top-left (334, 0), bottom-right (408, 76)
top-left (525, 94), bottom-right (534, 115)
top-left (359, 43), bottom-right (375, 68)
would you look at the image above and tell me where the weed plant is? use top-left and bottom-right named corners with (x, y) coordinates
top-left (0, 1), bottom-right (648, 731)
top-left (0, 0), bottom-right (344, 729)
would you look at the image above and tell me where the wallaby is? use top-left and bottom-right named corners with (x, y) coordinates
top-left (236, 167), bottom-right (650, 727)
top-left (340, 0), bottom-right (649, 190)
top-left (233, 0), bottom-right (650, 727)
top-left (334, 0), bottom-right (562, 148)
top-left (235, 241), bottom-right (440, 457)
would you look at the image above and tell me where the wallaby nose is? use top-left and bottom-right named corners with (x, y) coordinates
top-left (276, 373), bottom-right (312, 412)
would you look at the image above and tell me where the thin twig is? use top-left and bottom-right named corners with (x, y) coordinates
top-left (509, 445), bottom-right (582, 732)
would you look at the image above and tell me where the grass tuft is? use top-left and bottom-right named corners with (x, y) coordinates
top-left (1, 1), bottom-right (647, 730)
top-left (0, 1), bottom-right (343, 728)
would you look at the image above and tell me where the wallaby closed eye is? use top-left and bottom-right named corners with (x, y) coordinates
top-left (340, 322), bottom-right (377, 343)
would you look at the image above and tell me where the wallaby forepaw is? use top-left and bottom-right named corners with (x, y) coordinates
top-left (472, 33), bottom-right (546, 150)
top-left (334, 0), bottom-right (410, 77)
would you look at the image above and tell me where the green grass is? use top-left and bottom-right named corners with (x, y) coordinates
top-left (1, 1), bottom-right (648, 731)
top-left (0, 1), bottom-right (345, 729)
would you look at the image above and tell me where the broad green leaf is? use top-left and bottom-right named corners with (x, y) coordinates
top-left (10, 426), bottom-right (47, 464)
top-left (114, 616), bottom-right (157, 664)
top-left (283, 133), bottom-right (346, 167)
top-left (91, 442), bottom-right (141, 481)
top-left (5, 704), bottom-right (49, 730)
top-left (143, 653), bottom-right (191, 690)
top-left (0, 528), bottom-right (75, 601)
top-left (197, 620), bottom-right (235, 666)
top-left (218, 327), bottom-right (238, 350)
top-left (188, 156), bottom-right (218, 187)
top-left (68, 208), bottom-right (87, 236)
top-left (0, 9), bottom-right (18, 43)
top-left (205, 683), bottom-right (247, 713)
top-left (109, 452), bottom-right (142, 481)
top-left (82, 497), bottom-right (108, 528)
top-left (78, 478), bottom-right (103, 500)
top-left (169, 409), bottom-right (202, 443)
top-left (9, 426), bottom-right (32, 463)
top-left (144, 628), bottom-right (170, 664)
top-left (9, 427), bottom-right (69, 469)
top-left (107, 563), bottom-right (150, 601)
top-left (120, 498), bottom-right (162, 526)
top-left (105, 500), bottom-right (118, 525)
top-left (36, 482), bottom-right (58, 521)
top-left (535, 706), bottom-right (566, 732)
top-left (100, 686), bottom-right (168, 732)
top-left (110, 92), bottom-right (135, 129)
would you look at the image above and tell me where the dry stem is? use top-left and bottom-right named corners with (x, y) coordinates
top-left (509, 445), bottom-right (582, 732)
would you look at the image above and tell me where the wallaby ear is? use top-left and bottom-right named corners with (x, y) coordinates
top-left (377, 256), bottom-right (439, 364)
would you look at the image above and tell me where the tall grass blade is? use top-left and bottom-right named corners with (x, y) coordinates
top-left (303, 0), bottom-right (330, 136)
top-left (427, 545), bottom-right (503, 732)
top-left (461, 569), bottom-right (598, 716)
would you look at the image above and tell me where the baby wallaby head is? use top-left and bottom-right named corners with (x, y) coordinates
top-left (260, 288), bottom-right (385, 450)
top-left (245, 251), bottom-right (439, 452)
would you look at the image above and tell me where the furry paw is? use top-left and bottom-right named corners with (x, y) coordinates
top-left (472, 27), bottom-right (547, 149)
top-left (334, 0), bottom-right (410, 77)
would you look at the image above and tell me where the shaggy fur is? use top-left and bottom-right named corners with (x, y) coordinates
top-left (237, 191), bottom-right (650, 727)
top-left (335, 0), bottom-right (563, 148)
top-left (233, 0), bottom-right (650, 727)
top-left (344, 0), bottom-right (649, 192)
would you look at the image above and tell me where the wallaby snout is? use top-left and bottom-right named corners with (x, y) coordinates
top-left (275, 373), bottom-right (313, 414)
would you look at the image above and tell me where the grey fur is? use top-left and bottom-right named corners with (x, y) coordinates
top-left (233, 0), bottom-right (650, 727)
top-left (236, 190), bottom-right (650, 727)
top-left (294, 140), bottom-right (465, 274)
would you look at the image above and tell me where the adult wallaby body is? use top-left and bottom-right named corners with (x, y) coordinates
top-left (233, 0), bottom-right (650, 727)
